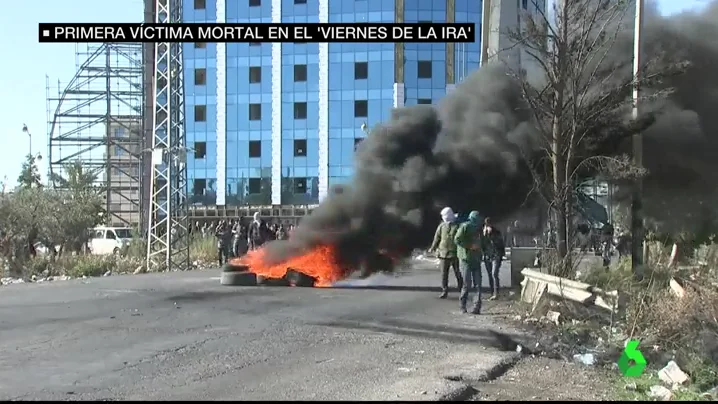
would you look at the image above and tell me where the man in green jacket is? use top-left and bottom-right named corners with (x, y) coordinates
top-left (429, 207), bottom-right (463, 299)
top-left (454, 210), bottom-right (484, 314)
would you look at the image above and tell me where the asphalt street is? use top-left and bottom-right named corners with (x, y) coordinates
top-left (0, 259), bottom-right (521, 401)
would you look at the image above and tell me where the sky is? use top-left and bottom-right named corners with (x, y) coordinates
top-left (0, 0), bottom-right (709, 186)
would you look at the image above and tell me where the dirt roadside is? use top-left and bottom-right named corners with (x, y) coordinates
top-left (468, 298), bottom-right (619, 401)
top-left (469, 355), bottom-right (616, 401)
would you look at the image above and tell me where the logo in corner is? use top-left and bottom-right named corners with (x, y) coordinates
top-left (617, 339), bottom-right (647, 377)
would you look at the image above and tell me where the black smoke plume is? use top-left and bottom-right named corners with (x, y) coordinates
top-left (262, 64), bottom-right (539, 271)
top-left (260, 1), bottom-right (718, 272)
top-left (615, 1), bottom-right (718, 240)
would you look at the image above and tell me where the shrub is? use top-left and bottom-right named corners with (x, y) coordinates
top-left (578, 244), bottom-right (718, 390)
top-left (190, 236), bottom-right (216, 263)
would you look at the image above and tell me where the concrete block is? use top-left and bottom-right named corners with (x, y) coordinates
top-left (658, 360), bottom-right (689, 386)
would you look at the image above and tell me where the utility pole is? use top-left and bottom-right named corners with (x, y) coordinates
top-left (146, 0), bottom-right (189, 272)
top-left (631, 0), bottom-right (645, 274)
top-left (22, 124), bottom-right (31, 156)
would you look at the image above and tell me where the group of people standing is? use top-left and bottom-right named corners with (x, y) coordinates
top-left (429, 207), bottom-right (505, 315)
top-left (213, 212), bottom-right (294, 266)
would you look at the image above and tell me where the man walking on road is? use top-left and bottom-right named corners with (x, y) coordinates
top-left (454, 210), bottom-right (484, 314)
top-left (481, 217), bottom-right (505, 300)
top-left (429, 207), bottom-right (463, 299)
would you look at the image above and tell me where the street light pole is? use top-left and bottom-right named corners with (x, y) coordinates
top-left (631, 0), bottom-right (645, 274)
top-left (22, 124), bottom-right (31, 156)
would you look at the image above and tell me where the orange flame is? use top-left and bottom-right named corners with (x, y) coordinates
top-left (231, 244), bottom-right (348, 287)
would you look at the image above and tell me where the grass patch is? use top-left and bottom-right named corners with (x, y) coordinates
top-left (188, 236), bottom-right (217, 263)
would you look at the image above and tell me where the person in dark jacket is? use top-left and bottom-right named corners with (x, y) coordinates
top-left (248, 212), bottom-right (269, 250)
top-left (454, 211), bottom-right (484, 314)
top-left (481, 217), bottom-right (505, 300)
top-left (232, 220), bottom-right (248, 257)
top-left (276, 224), bottom-right (289, 240)
top-left (429, 207), bottom-right (463, 299)
top-left (616, 230), bottom-right (631, 258)
top-left (215, 220), bottom-right (231, 265)
top-left (600, 222), bottom-right (615, 267)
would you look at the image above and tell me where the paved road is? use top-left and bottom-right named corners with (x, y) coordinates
top-left (0, 261), bottom-right (521, 401)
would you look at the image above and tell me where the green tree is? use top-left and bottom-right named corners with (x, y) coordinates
top-left (0, 161), bottom-right (106, 272)
top-left (48, 162), bottom-right (105, 256)
top-left (17, 154), bottom-right (42, 189)
top-left (49, 161), bottom-right (102, 192)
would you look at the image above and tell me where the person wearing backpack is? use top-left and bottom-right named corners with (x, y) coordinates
top-left (454, 210), bottom-right (484, 314)
top-left (429, 207), bottom-right (464, 299)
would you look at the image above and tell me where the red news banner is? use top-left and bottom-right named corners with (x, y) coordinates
top-left (38, 23), bottom-right (476, 43)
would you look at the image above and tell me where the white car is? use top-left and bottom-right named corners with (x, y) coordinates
top-left (89, 226), bottom-right (133, 255)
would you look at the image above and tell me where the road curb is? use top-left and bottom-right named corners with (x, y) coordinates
top-left (438, 382), bottom-right (477, 401)
top-left (475, 351), bottom-right (523, 382)
top-left (437, 352), bottom-right (523, 400)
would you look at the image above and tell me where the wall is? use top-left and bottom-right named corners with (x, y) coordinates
top-left (403, 0), bottom-right (447, 105)
top-left (183, 0), bottom-right (219, 205)
top-left (280, 0), bottom-right (321, 205)
top-left (107, 119), bottom-right (142, 226)
top-left (453, 0), bottom-right (482, 84)
top-left (224, 0), bottom-right (274, 205)
top-left (326, 0), bottom-right (396, 190)
top-left (486, 0), bottom-right (547, 75)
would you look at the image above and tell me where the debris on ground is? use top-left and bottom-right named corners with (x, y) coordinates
top-left (702, 386), bottom-right (718, 399)
top-left (669, 278), bottom-right (686, 298)
top-left (648, 385), bottom-right (673, 401)
top-left (471, 356), bottom-right (615, 401)
top-left (573, 353), bottom-right (596, 366)
top-left (658, 360), bottom-right (689, 387)
top-left (1, 277), bottom-right (25, 285)
top-left (546, 310), bottom-right (561, 325)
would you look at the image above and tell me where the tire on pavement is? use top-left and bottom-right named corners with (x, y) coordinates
top-left (256, 275), bottom-right (290, 286)
top-left (220, 270), bottom-right (257, 286)
top-left (222, 263), bottom-right (249, 272)
top-left (285, 269), bottom-right (316, 287)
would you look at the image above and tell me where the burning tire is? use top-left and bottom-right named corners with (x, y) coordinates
top-left (285, 269), bottom-right (316, 287)
top-left (220, 264), bottom-right (257, 286)
top-left (256, 275), bottom-right (290, 286)
top-left (222, 263), bottom-right (249, 272)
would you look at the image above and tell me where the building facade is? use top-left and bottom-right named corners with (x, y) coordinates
top-left (107, 118), bottom-right (142, 226)
top-left (183, 0), bottom-right (539, 208)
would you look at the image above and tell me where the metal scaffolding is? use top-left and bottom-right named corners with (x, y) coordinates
top-left (46, 43), bottom-right (144, 227)
top-left (146, 0), bottom-right (190, 271)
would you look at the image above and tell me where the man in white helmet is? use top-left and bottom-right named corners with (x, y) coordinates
top-left (248, 212), bottom-right (268, 250)
top-left (429, 207), bottom-right (464, 299)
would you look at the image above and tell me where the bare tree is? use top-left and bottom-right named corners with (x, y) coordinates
top-left (500, 0), bottom-right (677, 270)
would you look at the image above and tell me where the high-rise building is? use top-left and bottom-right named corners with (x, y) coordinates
top-left (182, 0), bottom-right (542, 210)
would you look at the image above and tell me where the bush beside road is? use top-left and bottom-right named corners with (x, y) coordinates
top-left (1, 236), bottom-right (219, 286)
top-left (504, 243), bottom-right (718, 401)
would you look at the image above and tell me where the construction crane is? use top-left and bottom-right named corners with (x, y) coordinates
top-left (146, 0), bottom-right (190, 271)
